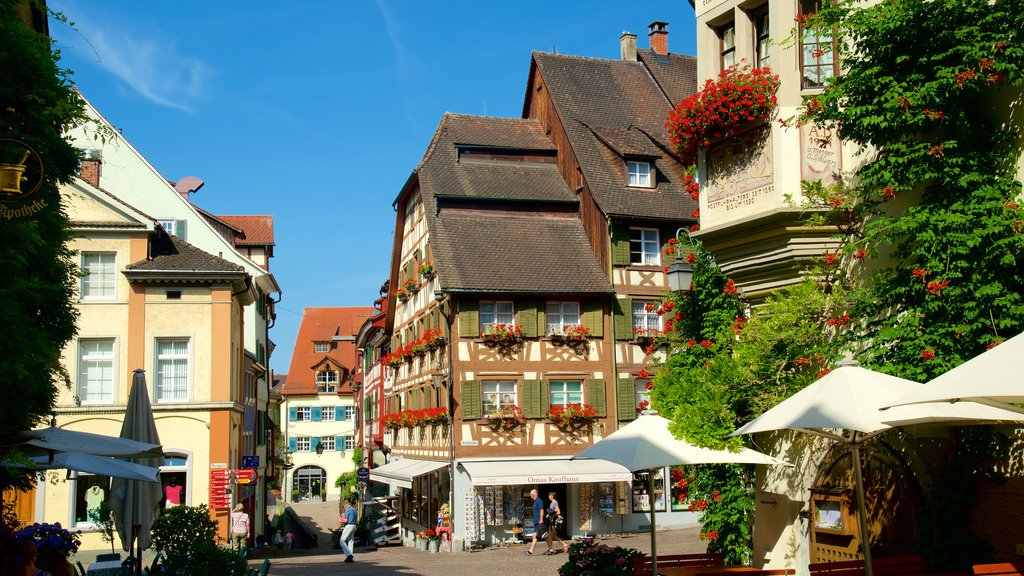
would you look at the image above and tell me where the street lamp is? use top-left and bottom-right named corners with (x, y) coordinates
top-left (666, 227), bottom-right (695, 292)
top-left (315, 442), bottom-right (324, 456)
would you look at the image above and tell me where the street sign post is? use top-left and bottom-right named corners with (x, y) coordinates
top-left (357, 467), bottom-right (370, 482)
top-left (241, 456), bottom-right (260, 469)
top-left (234, 468), bottom-right (259, 485)
top-left (209, 469), bottom-right (230, 510)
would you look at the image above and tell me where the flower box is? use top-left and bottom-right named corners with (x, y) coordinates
top-left (480, 323), bottom-right (524, 345)
top-left (545, 403), bottom-right (600, 427)
top-left (419, 262), bottom-right (435, 280)
top-left (549, 324), bottom-right (591, 343)
top-left (482, 405), bottom-right (525, 429)
top-left (393, 288), bottom-right (409, 302)
top-left (403, 278), bottom-right (420, 293)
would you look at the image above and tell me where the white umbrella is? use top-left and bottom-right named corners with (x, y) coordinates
top-left (110, 370), bottom-right (164, 575)
top-left (21, 427), bottom-right (163, 458)
top-left (574, 413), bottom-right (788, 575)
top-left (729, 361), bottom-right (1024, 576)
top-left (884, 332), bottom-right (1024, 408)
top-left (29, 452), bottom-right (160, 482)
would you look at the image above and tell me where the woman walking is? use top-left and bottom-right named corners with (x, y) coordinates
top-left (543, 491), bottom-right (569, 555)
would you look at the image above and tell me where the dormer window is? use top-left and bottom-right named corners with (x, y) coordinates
top-left (314, 342), bottom-right (329, 354)
top-left (315, 369), bottom-right (338, 393)
top-left (627, 161), bottom-right (652, 188)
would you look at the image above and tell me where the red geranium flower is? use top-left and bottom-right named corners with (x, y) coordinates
top-left (920, 349), bottom-right (936, 361)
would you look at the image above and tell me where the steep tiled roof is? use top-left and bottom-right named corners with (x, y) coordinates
top-left (531, 52), bottom-right (698, 221)
top-left (217, 215), bottom-right (275, 246)
top-left (283, 307), bottom-right (375, 395)
top-left (637, 49), bottom-right (698, 106)
top-left (430, 211), bottom-right (613, 294)
top-left (444, 114), bottom-right (556, 150)
top-left (125, 229), bottom-right (246, 274)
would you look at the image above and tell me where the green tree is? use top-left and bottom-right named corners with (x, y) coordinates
top-left (0, 1), bottom-right (81, 447)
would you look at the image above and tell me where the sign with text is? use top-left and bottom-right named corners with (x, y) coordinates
top-left (233, 468), bottom-right (258, 485)
top-left (357, 467), bottom-right (370, 481)
top-left (800, 124), bottom-right (842, 183)
top-left (209, 469), bottom-right (230, 510)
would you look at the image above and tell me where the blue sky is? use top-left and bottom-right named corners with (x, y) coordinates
top-left (49, 1), bottom-right (698, 373)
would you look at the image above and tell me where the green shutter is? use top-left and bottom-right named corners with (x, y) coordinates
top-left (583, 300), bottom-right (603, 337)
top-left (522, 380), bottom-right (542, 418)
top-left (662, 230), bottom-right (677, 267)
top-left (175, 219), bottom-right (187, 241)
top-left (586, 379), bottom-right (607, 417)
top-left (459, 299), bottom-right (479, 338)
top-left (611, 223), bottom-right (631, 266)
top-left (613, 298), bottom-right (633, 340)
top-left (519, 299), bottom-right (539, 337)
top-left (461, 380), bottom-right (481, 419)
top-left (616, 378), bottom-right (638, 421)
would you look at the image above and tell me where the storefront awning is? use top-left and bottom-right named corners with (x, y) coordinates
top-left (370, 458), bottom-right (448, 489)
top-left (460, 458), bottom-right (632, 486)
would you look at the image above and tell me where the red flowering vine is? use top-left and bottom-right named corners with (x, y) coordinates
top-left (920, 349), bottom-right (936, 361)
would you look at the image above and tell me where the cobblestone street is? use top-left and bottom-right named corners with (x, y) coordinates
top-left (245, 526), bottom-right (704, 576)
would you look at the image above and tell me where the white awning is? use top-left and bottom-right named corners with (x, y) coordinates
top-left (370, 458), bottom-right (448, 489)
top-left (460, 458), bottom-right (632, 486)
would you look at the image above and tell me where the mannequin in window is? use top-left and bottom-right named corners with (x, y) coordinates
top-left (164, 477), bottom-right (182, 508)
top-left (85, 485), bottom-right (105, 516)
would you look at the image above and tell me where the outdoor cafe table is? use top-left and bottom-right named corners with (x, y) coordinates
top-left (658, 565), bottom-right (760, 576)
top-left (85, 559), bottom-right (123, 576)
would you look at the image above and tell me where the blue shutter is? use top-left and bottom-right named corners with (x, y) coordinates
top-left (312, 406), bottom-right (322, 422)
top-left (288, 407), bottom-right (297, 422)
top-left (310, 437), bottom-right (319, 452)
top-left (288, 437), bottom-right (297, 452)
top-left (335, 406), bottom-right (343, 421)
top-left (336, 436), bottom-right (344, 451)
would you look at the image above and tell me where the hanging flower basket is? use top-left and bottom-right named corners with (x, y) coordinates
top-left (403, 278), bottom-right (420, 293)
top-left (393, 288), bottom-right (409, 302)
top-left (549, 324), bottom-right (590, 343)
top-left (423, 329), bottom-right (447, 350)
top-left (419, 262), bottom-right (435, 280)
top-left (545, 403), bottom-right (599, 427)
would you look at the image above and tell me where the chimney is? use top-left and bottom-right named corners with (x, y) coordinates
top-left (79, 150), bottom-right (101, 187)
top-left (648, 21), bottom-right (669, 55)
top-left (620, 31), bottom-right (637, 61)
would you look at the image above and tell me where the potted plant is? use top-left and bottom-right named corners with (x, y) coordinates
top-left (403, 278), bottom-right (419, 293)
top-left (480, 323), bottom-right (524, 345)
top-left (416, 531), bottom-right (428, 550)
top-left (420, 407), bottom-right (448, 426)
top-left (419, 262), bottom-right (435, 280)
top-left (393, 288), bottom-right (409, 302)
top-left (550, 324), bottom-right (591, 343)
top-left (410, 339), bottom-right (427, 357)
top-left (426, 528), bottom-right (441, 553)
top-left (546, 403), bottom-right (600, 427)
top-left (15, 522), bottom-right (82, 568)
top-left (383, 413), bottom-right (401, 429)
top-left (383, 352), bottom-right (403, 369)
top-left (423, 329), bottom-right (447, 350)
top-left (483, 405), bottom-right (526, 429)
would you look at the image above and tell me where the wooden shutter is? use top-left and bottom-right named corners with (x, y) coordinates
top-left (311, 406), bottom-right (322, 422)
top-left (616, 377), bottom-right (638, 421)
top-left (336, 436), bottom-right (344, 451)
top-left (311, 437), bottom-right (320, 452)
top-left (461, 380), bottom-right (481, 419)
top-left (613, 298), bottom-right (633, 340)
top-left (289, 407), bottom-right (297, 422)
top-left (519, 299), bottom-right (540, 337)
top-left (458, 299), bottom-right (479, 338)
top-left (175, 219), bottom-right (187, 241)
top-left (288, 437), bottom-right (297, 452)
top-left (611, 223), bottom-right (631, 266)
top-left (586, 379), bottom-right (607, 417)
top-left (661, 229), bottom-right (678, 267)
top-left (583, 300), bottom-right (604, 337)
top-left (522, 380), bottom-right (548, 418)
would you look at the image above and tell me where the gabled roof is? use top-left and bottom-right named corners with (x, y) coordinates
top-left (412, 114), bottom-right (612, 294)
top-left (283, 307), bottom-right (375, 395)
top-left (63, 177), bottom-right (155, 231)
top-left (637, 49), bottom-right (698, 106)
top-left (217, 215), bottom-right (276, 246)
top-left (125, 228), bottom-right (246, 275)
top-left (529, 52), bottom-right (698, 221)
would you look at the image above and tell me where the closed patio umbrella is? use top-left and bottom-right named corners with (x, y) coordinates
top-left (574, 413), bottom-right (788, 576)
top-left (729, 361), bottom-right (1024, 576)
top-left (110, 369), bottom-right (164, 575)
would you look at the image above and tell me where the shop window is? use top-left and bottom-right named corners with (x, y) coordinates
top-left (73, 474), bottom-right (111, 526)
top-left (631, 469), bottom-right (666, 513)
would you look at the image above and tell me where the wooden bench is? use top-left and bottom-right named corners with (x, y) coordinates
top-left (633, 553), bottom-right (725, 576)
top-left (809, 555), bottom-right (931, 576)
top-left (973, 563), bottom-right (1024, 576)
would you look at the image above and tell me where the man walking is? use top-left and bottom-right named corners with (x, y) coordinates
top-left (525, 488), bottom-right (547, 555)
top-left (339, 499), bottom-right (357, 563)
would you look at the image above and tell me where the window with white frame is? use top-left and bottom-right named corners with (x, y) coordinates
top-left (155, 339), bottom-right (189, 402)
top-left (629, 228), bottom-right (660, 265)
top-left (718, 22), bottom-right (736, 70)
top-left (632, 300), bottom-right (662, 334)
top-left (296, 406), bottom-right (311, 421)
top-left (636, 378), bottom-right (652, 413)
top-left (479, 301), bottom-right (515, 330)
top-left (545, 301), bottom-right (581, 335)
top-left (482, 380), bottom-right (517, 415)
top-left (754, 7), bottom-right (770, 69)
top-left (296, 436), bottom-right (311, 452)
top-left (627, 161), bottom-right (652, 187)
top-left (321, 406), bottom-right (335, 421)
top-left (549, 380), bottom-right (583, 407)
top-left (319, 436), bottom-right (335, 451)
top-left (343, 436), bottom-right (355, 450)
top-left (81, 252), bottom-right (116, 299)
top-left (78, 339), bottom-right (115, 403)
top-left (315, 370), bottom-right (337, 393)
top-left (799, 0), bottom-right (837, 88)
top-left (341, 406), bottom-right (354, 421)
top-left (157, 219), bottom-right (176, 236)
top-left (314, 342), bottom-right (329, 354)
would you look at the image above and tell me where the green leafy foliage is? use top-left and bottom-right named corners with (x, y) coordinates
top-left (0, 0), bottom-right (82, 447)
top-left (151, 505), bottom-right (220, 558)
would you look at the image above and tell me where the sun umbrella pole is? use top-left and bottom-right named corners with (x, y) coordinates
top-left (851, 442), bottom-right (873, 576)
top-left (649, 469), bottom-right (657, 576)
